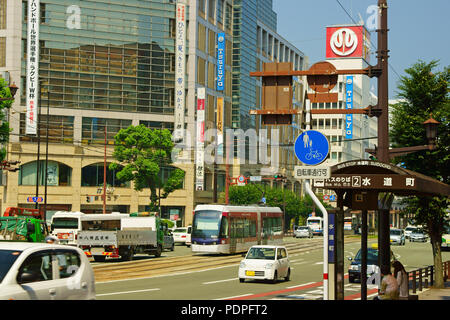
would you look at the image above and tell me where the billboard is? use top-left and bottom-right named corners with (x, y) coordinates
top-left (216, 32), bottom-right (225, 91)
top-left (174, 1), bottom-right (186, 140)
top-left (195, 88), bottom-right (206, 191)
top-left (326, 25), bottom-right (370, 61)
top-left (345, 76), bottom-right (353, 139)
top-left (25, 0), bottom-right (40, 135)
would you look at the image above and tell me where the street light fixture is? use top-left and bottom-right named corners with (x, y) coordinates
top-left (423, 114), bottom-right (439, 148)
top-left (0, 82), bottom-right (18, 101)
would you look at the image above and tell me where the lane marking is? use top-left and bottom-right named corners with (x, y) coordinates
top-left (203, 278), bottom-right (238, 285)
top-left (215, 293), bottom-right (254, 300)
top-left (96, 288), bottom-right (160, 297)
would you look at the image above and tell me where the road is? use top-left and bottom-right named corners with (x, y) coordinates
top-left (93, 236), bottom-right (450, 300)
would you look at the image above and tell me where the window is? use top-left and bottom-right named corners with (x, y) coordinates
top-left (19, 161), bottom-right (72, 186)
top-left (0, 0), bottom-right (6, 29)
top-left (81, 117), bottom-right (131, 144)
top-left (55, 250), bottom-right (81, 279)
top-left (18, 251), bottom-right (53, 283)
top-left (20, 114), bottom-right (74, 143)
top-left (81, 163), bottom-right (129, 188)
top-left (0, 37), bottom-right (5, 67)
top-left (225, 3), bottom-right (232, 30)
top-left (217, 0), bottom-right (224, 25)
top-left (208, 0), bottom-right (215, 21)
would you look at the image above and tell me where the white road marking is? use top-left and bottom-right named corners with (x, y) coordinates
top-left (203, 278), bottom-right (238, 285)
top-left (215, 293), bottom-right (253, 300)
top-left (96, 288), bottom-right (160, 296)
top-left (315, 262), bottom-right (323, 265)
top-left (286, 282), bottom-right (315, 289)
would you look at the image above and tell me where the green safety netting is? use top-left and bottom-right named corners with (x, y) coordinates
top-left (0, 217), bottom-right (28, 237)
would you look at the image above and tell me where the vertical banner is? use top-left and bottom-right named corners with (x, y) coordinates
top-left (328, 212), bottom-right (335, 264)
top-left (195, 88), bottom-right (206, 191)
top-left (345, 76), bottom-right (353, 139)
top-left (25, 0), bottom-right (40, 135)
top-left (174, 0), bottom-right (186, 141)
top-left (216, 32), bottom-right (225, 91)
top-left (216, 97), bottom-right (224, 156)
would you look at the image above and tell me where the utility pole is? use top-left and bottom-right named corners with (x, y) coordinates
top-left (376, 0), bottom-right (391, 280)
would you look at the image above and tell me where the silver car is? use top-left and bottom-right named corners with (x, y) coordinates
top-left (0, 242), bottom-right (96, 300)
top-left (294, 226), bottom-right (313, 238)
top-left (410, 229), bottom-right (428, 242)
top-left (390, 228), bottom-right (405, 245)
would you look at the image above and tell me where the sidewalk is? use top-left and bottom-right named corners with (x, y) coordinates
top-left (416, 281), bottom-right (450, 300)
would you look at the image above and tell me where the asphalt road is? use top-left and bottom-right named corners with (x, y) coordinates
top-left (94, 237), bottom-right (450, 300)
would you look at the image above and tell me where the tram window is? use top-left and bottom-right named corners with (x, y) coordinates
top-left (249, 219), bottom-right (256, 237)
top-left (219, 216), bottom-right (228, 238)
top-left (243, 219), bottom-right (249, 238)
top-left (236, 219), bottom-right (243, 238)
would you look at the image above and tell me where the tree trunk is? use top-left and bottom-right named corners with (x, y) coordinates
top-left (430, 228), bottom-right (444, 288)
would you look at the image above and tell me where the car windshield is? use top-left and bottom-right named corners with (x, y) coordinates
top-left (405, 227), bottom-right (416, 232)
top-left (0, 250), bottom-right (22, 283)
top-left (297, 227), bottom-right (308, 230)
top-left (412, 229), bottom-right (424, 234)
top-left (390, 230), bottom-right (402, 235)
top-left (173, 228), bottom-right (187, 233)
top-left (246, 247), bottom-right (276, 260)
top-left (354, 248), bottom-right (378, 264)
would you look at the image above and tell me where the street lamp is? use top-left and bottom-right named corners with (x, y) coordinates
top-left (0, 82), bottom-right (18, 101)
top-left (423, 114), bottom-right (439, 148)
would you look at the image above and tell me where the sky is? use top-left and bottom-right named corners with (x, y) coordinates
top-left (272, 0), bottom-right (450, 100)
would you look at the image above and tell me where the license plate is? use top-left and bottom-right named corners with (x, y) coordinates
top-left (245, 271), bottom-right (255, 276)
top-left (91, 248), bottom-right (104, 255)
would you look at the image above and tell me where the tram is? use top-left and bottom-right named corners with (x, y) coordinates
top-left (191, 204), bottom-right (284, 254)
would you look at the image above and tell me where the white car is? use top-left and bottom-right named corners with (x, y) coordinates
top-left (0, 242), bottom-right (95, 300)
top-left (404, 226), bottom-right (417, 240)
top-left (172, 226), bottom-right (192, 247)
top-left (294, 226), bottom-right (313, 238)
top-left (238, 245), bottom-right (290, 283)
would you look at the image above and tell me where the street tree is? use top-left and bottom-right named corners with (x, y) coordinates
top-left (109, 125), bottom-right (185, 212)
top-left (390, 60), bottom-right (450, 288)
top-left (0, 78), bottom-right (14, 161)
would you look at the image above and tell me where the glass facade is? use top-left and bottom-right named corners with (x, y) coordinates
top-left (21, 0), bottom-right (176, 116)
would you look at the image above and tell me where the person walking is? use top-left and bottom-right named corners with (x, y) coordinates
top-left (393, 260), bottom-right (409, 299)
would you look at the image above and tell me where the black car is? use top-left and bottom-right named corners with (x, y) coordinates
top-left (347, 245), bottom-right (396, 283)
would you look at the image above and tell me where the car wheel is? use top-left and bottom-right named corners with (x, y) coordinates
top-left (284, 268), bottom-right (291, 281)
top-left (271, 271), bottom-right (278, 284)
top-left (239, 278), bottom-right (245, 283)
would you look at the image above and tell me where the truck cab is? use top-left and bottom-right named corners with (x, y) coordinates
top-left (0, 216), bottom-right (49, 242)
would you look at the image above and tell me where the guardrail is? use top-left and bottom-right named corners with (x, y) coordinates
top-left (408, 260), bottom-right (450, 294)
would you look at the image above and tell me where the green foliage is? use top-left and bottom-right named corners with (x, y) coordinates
top-left (0, 78), bottom-right (14, 161)
top-left (110, 125), bottom-right (185, 210)
top-left (390, 60), bottom-right (449, 287)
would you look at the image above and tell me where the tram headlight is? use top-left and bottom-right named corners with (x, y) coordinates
top-left (265, 263), bottom-right (273, 269)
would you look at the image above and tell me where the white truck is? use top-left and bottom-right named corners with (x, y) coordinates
top-left (50, 211), bottom-right (85, 245)
top-left (77, 213), bottom-right (174, 262)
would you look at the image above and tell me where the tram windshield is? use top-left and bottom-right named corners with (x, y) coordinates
top-left (192, 210), bottom-right (227, 239)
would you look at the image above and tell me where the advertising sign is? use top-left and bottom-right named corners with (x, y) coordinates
top-left (216, 97), bottom-right (224, 156)
top-left (195, 88), bottom-right (206, 191)
top-left (325, 25), bottom-right (370, 61)
top-left (216, 32), bottom-right (225, 91)
top-left (26, 0), bottom-right (40, 135)
top-left (174, 1), bottom-right (186, 140)
top-left (345, 76), bottom-right (353, 139)
top-left (294, 130), bottom-right (330, 166)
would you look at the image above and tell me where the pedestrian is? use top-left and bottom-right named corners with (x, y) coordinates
top-left (393, 260), bottom-right (409, 299)
top-left (374, 265), bottom-right (399, 300)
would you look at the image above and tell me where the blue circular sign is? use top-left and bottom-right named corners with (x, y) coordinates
top-left (294, 130), bottom-right (330, 165)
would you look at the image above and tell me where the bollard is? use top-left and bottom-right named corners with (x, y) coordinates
top-left (419, 268), bottom-right (423, 291)
top-left (412, 270), bottom-right (417, 294)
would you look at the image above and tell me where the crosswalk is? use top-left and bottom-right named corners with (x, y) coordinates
top-left (270, 283), bottom-right (379, 300)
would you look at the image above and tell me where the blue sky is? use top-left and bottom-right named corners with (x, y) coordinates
top-left (272, 0), bottom-right (450, 99)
